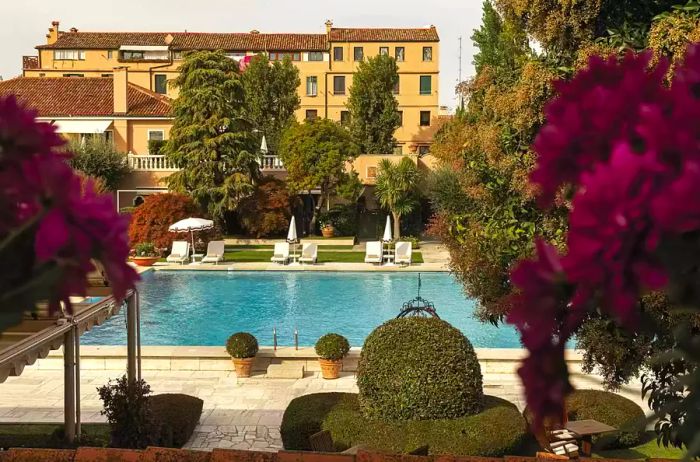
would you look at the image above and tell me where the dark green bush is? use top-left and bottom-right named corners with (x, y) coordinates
top-left (97, 375), bottom-right (153, 449)
top-left (357, 317), bottom-right (483, 420)
top-left (523, 389), bottom-right (646, 449)
top-left (225, 332), bottom-right (258, 358)
top-left (150, 393), bottom-right (203, 448)
top-left (329, 204), bottom-right (358, 236)
top-left (281, 393), bottom-right (527, 456)
top-left (315, 333), bottom-right (351, 360)
top-left (148, 139), bottom-right (166, 156)
top-left (134, 242), bottom-right (158, 257)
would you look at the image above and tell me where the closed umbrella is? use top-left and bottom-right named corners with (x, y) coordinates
top-left (287, 216), bottom-right (299, 264)
top-left (382, 215), bottom-right (393, 265)
top-left (168, 217), bottom-right (214, 256)
top-left (260, 135), bottom-right (269, 155)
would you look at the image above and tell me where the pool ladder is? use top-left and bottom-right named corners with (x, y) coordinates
top-left (272, 327), bottom-right (299, 351)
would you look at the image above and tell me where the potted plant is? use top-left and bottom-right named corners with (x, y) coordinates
top-left (318, 212), bottom-right (335, 238)
top-left (132, 242), bottom-right (160, 267)
top-left (226, 332), bottom-right (258, 378)
top-left (315, 333), bottom-right (350, 379)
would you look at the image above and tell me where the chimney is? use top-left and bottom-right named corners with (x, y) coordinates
top-left (325, 20), bottom-right (333, 36)
top-left (113, 67), bottom-right (128, 114)
top-left (47, 20), bottom-right (60, 45)
top-left (70, 27), bottom-right (78, 33)
top-left (250, 29), bottom-right (260, 34)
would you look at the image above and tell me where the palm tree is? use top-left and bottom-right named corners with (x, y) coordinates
top-left (374, 157), bottom-right (420, 238)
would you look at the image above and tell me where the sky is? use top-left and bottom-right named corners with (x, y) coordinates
top-left (0, 0), bottom-right (484, 111)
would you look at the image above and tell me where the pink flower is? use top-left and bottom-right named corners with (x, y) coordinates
top-left (507, 239), bottom-right (571, 350)
top-left (518, 344), bottom-right (572, 430)
top-left (531, 51), bottom-right (669, 205)
top-left (564, 144), bottom-right (668, 327)
top-left (652, 161), bottom-right (700, 233)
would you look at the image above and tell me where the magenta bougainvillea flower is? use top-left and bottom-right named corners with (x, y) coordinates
top-left (510, 43), bottom-right (700, 430)
top-left (530, 51), bottom-right (669, 205)
top-left (0, 95), bottom-right (139, 313)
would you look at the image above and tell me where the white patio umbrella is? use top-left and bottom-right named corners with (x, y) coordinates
top-left (260, 135), bottom-right (269, 155)
top-left (168, 217), bottom-right (214, 255)
top-left (287, 216), bottom-right (299, 264)
top-left (382, 215), bottom-right (393, 243)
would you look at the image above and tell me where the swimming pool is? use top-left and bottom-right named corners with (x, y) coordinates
top-left (82, 271), bottom-right (522, 348)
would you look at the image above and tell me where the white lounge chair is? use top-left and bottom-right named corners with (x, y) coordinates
top-left (202, 240), bottom-right (225, 265)
top-left (166, 241), bottom-right (190, 265)
top-left (395, 241), bottom-right (413, 266)
top-left (299, 243), bottom-right (318, 264)
top-left (364, 241), bottom-right (383, 264)
top-left (271, 242), bottom-right (290, 264)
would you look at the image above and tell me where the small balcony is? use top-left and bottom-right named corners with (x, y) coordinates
top-left (260, 155), bottom-right (285, 171)
top-left (127, 154), bottom-right (178, 171)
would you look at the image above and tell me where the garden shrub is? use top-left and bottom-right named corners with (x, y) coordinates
top-left (238, 177), bottom-right (294, 238)
top-left (523, 389), bottom-right (646, 448)
top-left (281, 393), bottom-right (527, 456)
top-left (357, 317), bottom-right (483, 420)
top-left (150, 394), bottom-right (203, 448)
top-left (329, 204), bottom-right (358, 236)
top-left (97, 376), bottom-right (153, 449)
top-left (315, 333), bottom-right (350, 360)
top-left (148, 139), bottom-right (166, 156)
top-left (226, 332), bottom-right (259, 358)
top-left (127, 193), bottom-right (218, 251)
top-left (68, 136), bottom-right (131, 191)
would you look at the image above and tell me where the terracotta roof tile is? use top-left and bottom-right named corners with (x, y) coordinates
top-left (0, 77), bottom-right (172, 118)
top-left (39, 32), bottom-right (328, 52)
top-left (329, 27), bottom-right (439, 42)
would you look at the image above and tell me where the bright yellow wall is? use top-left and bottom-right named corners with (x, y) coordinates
top-left (29, 38), bottom-right (439, 151)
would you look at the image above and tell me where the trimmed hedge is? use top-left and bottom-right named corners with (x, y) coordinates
top-left (315, 333), bottom-right (350, 361)
top-left (524, 389), bottom-right (646, 449)
top-left (226, 332), bottom-right (258, 359)
top-left (357, 317), bottom-right (483, 420)
top-left (150, 394), bottom-right (203, 448)
top-left (281, 393), bottom-right (527, 456)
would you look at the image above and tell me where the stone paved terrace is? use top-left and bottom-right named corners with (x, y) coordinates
top-left (0, 362), bottom-right (644, 452)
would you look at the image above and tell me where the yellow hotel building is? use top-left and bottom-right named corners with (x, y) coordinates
top-left (23, 20), bottom-right (441, 155)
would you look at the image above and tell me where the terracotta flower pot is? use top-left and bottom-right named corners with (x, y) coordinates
top-left (132, 256), bottom-right (159, 267)
top-left (232, 357), bottom-right (254, 377)
top-left (321, 226), bottom-right (335, 238)
top-left (319, 358), bottom-right (342, 379)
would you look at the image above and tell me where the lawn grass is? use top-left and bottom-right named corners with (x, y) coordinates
top-left (0, 423), bottom-right (110, 449)
top-left (223, 250), bottom-right (423, 264)
top-left (225, 245), bottom-right (355, 250)
top-left (593, 432), bottom-right (686, 459)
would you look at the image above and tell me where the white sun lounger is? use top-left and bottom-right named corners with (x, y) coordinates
top-left (364, 241), bottom-right (383, 264)
top-left (395, 241), bottom-right (413, 266)
top-left (299, 243), bottom-right (318, 264)
top-left (202, 240), bottom-right (225, 264)
top-left (166, 241), bottom-right (190, 265)
top-left (271, 242), bottom-right (290, 264)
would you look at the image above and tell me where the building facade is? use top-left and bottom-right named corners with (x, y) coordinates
top-left (23, 20), bottom-right (440, 154)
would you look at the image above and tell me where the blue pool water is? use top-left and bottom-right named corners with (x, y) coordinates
top-left (82, 271), bottom-right (522, 348)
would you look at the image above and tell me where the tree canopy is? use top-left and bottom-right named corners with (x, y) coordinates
top-left (346, 54), bottom-right (401, 154)
top-left (163, 50), bottom-right (258, 223)
top-left (241, 54), bottom-right (301, 154)
top-left (374, 158), bottom-right (420, 239)
top-left (68, 136), bottom-right (130, 191)
top-left (278, 119), bottom-right (359, 231)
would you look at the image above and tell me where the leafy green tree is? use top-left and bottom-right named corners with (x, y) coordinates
top-left (241, 54), bottom-right (301, 154)
top-left (471, 1), bottom-right (528, 77)
top-left (68, 136), bottom-right (130, 191)
top-left (163, 50), bottom-right (258, 223)
top-left (278, 119), bottom-right (359, 232)
top-left (336, 169), bottom-right (364, 203)
top-left (374, 157), bottom-right (420, 239)
top-left (346, 54), bottom-right (400, 154)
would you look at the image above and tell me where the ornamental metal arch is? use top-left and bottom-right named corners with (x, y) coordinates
top-left (396, 273), bottom-right (440, 319)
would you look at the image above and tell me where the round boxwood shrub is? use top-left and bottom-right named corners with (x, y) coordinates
top-left (357, 317), bottom-right (483, 420)
top-left (524, 389), bottom-right (645, 448)
top-left (225, 332), bottom-right (258, 359)
top-left (315, 333), bottom-right (351, 361)
top-left (281, 393), bottom-right (527, 456)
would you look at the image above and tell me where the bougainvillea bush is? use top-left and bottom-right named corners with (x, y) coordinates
top-left (0, 95), bottom-right (138, 331)
top-left (508, 46), bottom-right (700, 455)
top-left (127, 193), bottom-right (218, 251)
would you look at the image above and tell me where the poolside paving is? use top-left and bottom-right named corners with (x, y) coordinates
top-left (0, 365), bottom-right (644, 452)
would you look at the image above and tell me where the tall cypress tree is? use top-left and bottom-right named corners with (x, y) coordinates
top-left (164, 50), bottom-right (258, 223)
top-left (346, 54), bottom-right (400, 154)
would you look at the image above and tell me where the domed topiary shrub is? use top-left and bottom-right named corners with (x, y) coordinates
top-left (226, 332), bottom-right (259, 378)
top-left (524, 389), bottom-right (646, 449)
top-left (316, 333), bottom-right (351, 380)
top-left (357, 317), bottom-right (483, 420)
